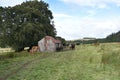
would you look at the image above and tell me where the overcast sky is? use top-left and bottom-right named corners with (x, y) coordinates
top-left (0, 0), bottom-right (120, 40)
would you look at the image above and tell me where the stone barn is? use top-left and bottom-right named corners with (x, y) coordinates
top-left (38, 36), bottom-right (62, 52)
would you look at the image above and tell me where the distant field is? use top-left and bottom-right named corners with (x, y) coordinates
top-left (0, 43), bottom-right (120, 80)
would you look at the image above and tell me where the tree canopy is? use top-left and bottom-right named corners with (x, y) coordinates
top-left (106, 31), bottom-right (120, 42)
top-left (0, 0), bottom-right (56, 51)
top-left (56, 36), bottom-right (66, 45)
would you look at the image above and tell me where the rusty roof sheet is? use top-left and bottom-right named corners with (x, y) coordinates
top-left (45, 36), bottom-right (61, 43)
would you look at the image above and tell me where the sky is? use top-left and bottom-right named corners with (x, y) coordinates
top-left (0, 0), bottom-right (120, 40)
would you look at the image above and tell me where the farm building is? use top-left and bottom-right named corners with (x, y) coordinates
top-left (38, 36), bottom-right (63, 52)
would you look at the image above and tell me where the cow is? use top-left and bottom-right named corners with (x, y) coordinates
top-left (29, 46), bottom-right (39, 53)
top-left (70, 43), bottom-right (75, 50)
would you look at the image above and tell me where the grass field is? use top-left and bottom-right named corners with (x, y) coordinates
top-left (0, 43), bottom-right (120, 80)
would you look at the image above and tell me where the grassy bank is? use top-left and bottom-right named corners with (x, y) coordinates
top-left (0, 43), bottom-right (120, 80)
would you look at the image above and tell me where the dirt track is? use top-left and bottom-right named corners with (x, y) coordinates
top-left (0, 54), bottom-right (50, 80)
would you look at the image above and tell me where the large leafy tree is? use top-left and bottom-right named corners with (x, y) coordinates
top-left (0, 1), bottom-right (56, 51)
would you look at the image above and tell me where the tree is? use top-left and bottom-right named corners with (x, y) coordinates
top-left (106, 31), bottom-right (120, 42)
top-left (56, 36), bottom-right (66, 45)
top-left (0, 1), bottom-right (56, 51)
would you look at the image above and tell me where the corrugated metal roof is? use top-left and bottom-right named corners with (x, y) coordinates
top-left (45, 36), bottom-right (61, 43)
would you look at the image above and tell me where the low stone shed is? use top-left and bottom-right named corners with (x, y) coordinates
top-left (38, 36), bottom-right (62, 52)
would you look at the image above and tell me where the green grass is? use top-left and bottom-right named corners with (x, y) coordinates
top-left (0, 43), bottom-right (120, 80)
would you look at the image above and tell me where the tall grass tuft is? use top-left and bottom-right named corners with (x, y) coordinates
top-left (6, 52), bottom-right (16, 58)
top-left (100, 43), bottom-right (120, 71)
top-left (0, 51), bottom-right (41, 60)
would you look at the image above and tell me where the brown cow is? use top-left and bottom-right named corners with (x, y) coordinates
top-left (30, 46), bottom-right (39, 53)
top-left (70, 44), bottom-right (75, 50)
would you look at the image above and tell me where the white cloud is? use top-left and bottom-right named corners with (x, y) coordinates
top-left (0, 0), bottom-right (25, 7)
top-left (98, 3), bottom-right (108, 9)
top-left (54, 14), bottom-right (120, 40)
top-left (60, 0), bottom-right (120, 8)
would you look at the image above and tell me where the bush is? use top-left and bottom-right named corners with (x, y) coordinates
top-left (76, 42), bottom-right (80, 45)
